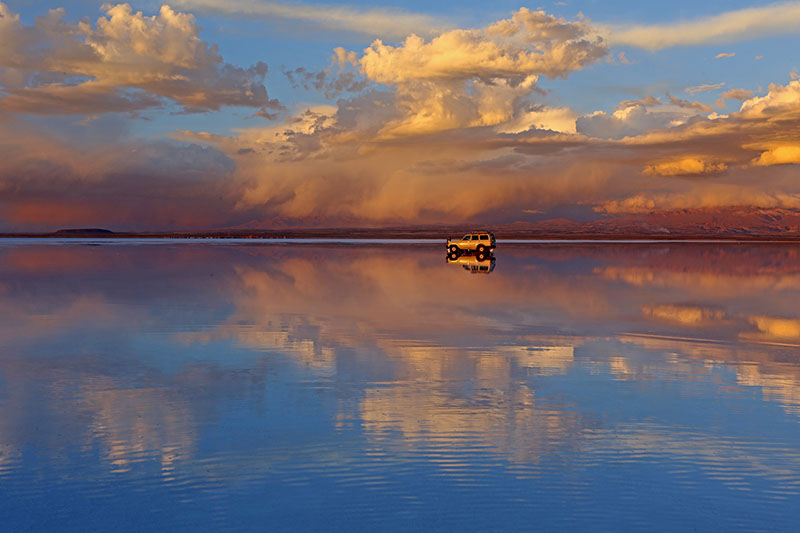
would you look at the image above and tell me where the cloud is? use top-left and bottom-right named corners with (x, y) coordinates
top-left (748, 316), bottom-right (800, 341)
top-left (170, 74), bottom-right (800, 225)
top-left (4, 6), bottom-right (800, 229)
top-left (715, 52), bottom-right (736, 59)
top-left (666, 93), bottom-right (712, 113)
top-left (753, 146), bottom-right (800, 166)
top-left (576, 94), bottom-right (709, 140)
top-left (170, 0), bottom-right (445, 40)
top-left (619, 96), bottom-right (662, 108)
top-left (0, 81), bottom-right (163, 115)
top-left (356, 8), bottom-right (607, 85)
top-left (282, 64), bottom-right (373, 101)
top-left (0, 115), bottom-right (243, 230)
top-left (644, 157), bottom-right (728, 177)
top-left (0, 6), bottom-right (638, 228)
top-left (739, 80), bottom-right (800, 117)
top-left (599, 189), bottom-right (800, 215)
top-left (497, 106), bottom-right (578, 134)
top-left (0, 3), bottom-right (281, 116)
top-left (642, 304), bottom-right (726, 326)
top-left (715, 88), bottom-right (754, 109)
top-left (590, 79), bottom-right (800, 213)
top-left (318, 8), bottom-right (607, 138)
top-left (720, 88), bottom-right (754, 101)
top-left (685, 83), bottom-right (725, 94)
top-left (607, 2), bottom-right (800, 50)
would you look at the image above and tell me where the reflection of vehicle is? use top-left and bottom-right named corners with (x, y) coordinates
top-left (447, 251), bottom-right (495, 274)
top-left (446, 231), bottom-right (496, 254)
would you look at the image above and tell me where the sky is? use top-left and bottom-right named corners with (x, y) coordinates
top-left (0, 1), bottom-right (799, 231)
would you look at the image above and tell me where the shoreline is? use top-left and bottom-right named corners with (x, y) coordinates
top-left (2, 236), bottom-right (800, 244)
top-left (3, 226), bottom-right (800, 242)
top-left (3, 227), bottom-right (800, 243)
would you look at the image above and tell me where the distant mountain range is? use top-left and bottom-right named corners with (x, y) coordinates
top-left (494, 207), bottom-right (800, 238)
top-left (4, 208), bottom-right (800, 239)
top-left (227, 207), bottom-right (800, 239)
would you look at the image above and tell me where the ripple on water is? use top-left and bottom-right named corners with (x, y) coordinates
top-left (1, 243), bottom-right (800, 530)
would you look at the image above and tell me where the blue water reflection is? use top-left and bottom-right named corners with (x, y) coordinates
top-left (0, 241), bottom-right (799, 530)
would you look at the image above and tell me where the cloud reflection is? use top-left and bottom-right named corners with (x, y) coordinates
top-left (1, 242), bottom-right (800, 485)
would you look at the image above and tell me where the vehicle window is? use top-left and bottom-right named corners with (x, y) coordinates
top-left (463, 235), bottom-right (471, 240)
top-left (480, 235), bottom-right (488, 240)
top-left (480, 266), bottom-right (488, 271)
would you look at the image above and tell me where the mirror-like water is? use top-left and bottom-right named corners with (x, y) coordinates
top-left (0, 241), bottom-right (799, 530)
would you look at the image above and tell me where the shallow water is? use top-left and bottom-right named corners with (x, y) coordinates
top-left (0, 241), bottom-right (799, 531)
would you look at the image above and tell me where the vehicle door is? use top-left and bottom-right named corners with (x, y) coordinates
top-left (471, 234), bottom-right (482, 250)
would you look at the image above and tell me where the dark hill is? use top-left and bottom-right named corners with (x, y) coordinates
top-left (54, 228), bottom-right (115, 235)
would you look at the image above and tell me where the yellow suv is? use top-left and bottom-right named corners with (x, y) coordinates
top-left (446, 231), bottom-right (496, 254)
top-left (446, 253), bottom-right (495, 274)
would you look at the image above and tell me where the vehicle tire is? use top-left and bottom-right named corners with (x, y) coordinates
top-left (449, 245), bottom-right (459, 253)
top-left (448, 252), bottom-right (459, 260)
top-left (476, 253), bottom-right (486, 261)
top-left (477, 244), bottom-right (486, 254)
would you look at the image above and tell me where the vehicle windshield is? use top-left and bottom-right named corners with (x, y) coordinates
top-left (462, 235), bottom-right (470, 240)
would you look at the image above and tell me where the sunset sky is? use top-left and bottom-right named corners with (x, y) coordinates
top-left (1, 0), bottom-right (799, 230)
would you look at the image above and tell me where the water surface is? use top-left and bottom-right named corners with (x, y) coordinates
top-left (0, 241), bottom-right (799, 530)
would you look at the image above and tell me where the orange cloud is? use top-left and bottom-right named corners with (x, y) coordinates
top-left (642, 304), bottom-right (726, 326)
top-left (739, 80), bottom-right (800, 118)
top-left (356, 8), bottom-right (606, 84)
top-left (747, 316), bottom-right (800, 342)
top-left (327, 8), bottom-right (607, 138)
top-left (174, 78), bottom-right (800, 224)
top-left (752, 145), bottom-right (800, 166)
top-left (599, 189), bottom-right (800, 215)
top-left (643, 157), bottom-right (728, 177)
top-left (715, 88), bottom-right (754, 109)
top-left (4, 5), bottom-right (800, 229)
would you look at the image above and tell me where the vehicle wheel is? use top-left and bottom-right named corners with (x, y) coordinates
top-left (448, 252), bottom-right (459, 260)
top-left (477, 244), bottom-right (486, 254)
top-left (449, 245), bottom-right (459, 253)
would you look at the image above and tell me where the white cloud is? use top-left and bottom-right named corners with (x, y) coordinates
top-left (607, 1), bottom-right (800, 50)
top-left (576, 95), bottom-right (709, 140)
top-left (739, 80), bottom-right (800, 118)
top-left (498, 106), bottom-right (578, 134)
top-left (170, 0), bottom-right (445, 40)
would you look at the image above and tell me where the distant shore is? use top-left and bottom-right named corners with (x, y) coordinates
top-left (3, 228), bottom-right (800, 242)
